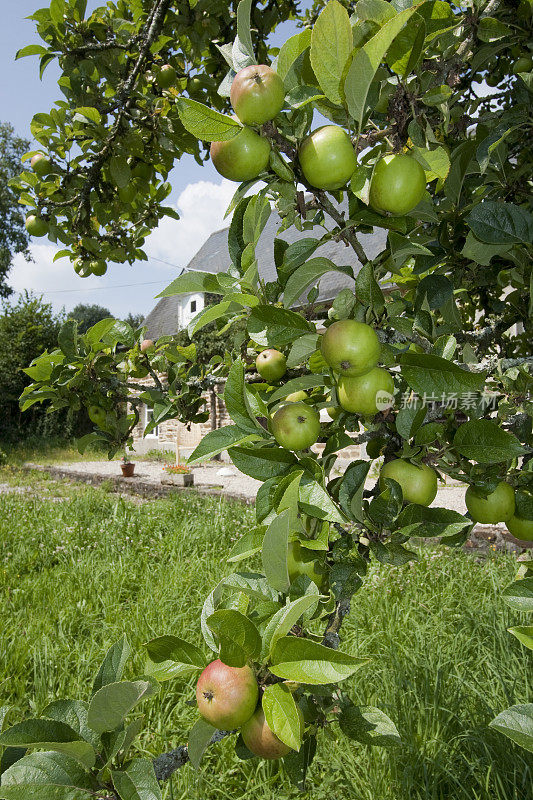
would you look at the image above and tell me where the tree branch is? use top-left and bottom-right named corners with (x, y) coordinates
top-left (152, 729), bottom-right (233, 782)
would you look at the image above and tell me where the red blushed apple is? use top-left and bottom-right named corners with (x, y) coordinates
top-left (140, 339), bottom-right (154, 353)
top-left (242, 707), bottom-right (302, 759)
top-left (196, 660), bottom-right (258, 730)
top-left (230, 64), bottom-right (285, 126)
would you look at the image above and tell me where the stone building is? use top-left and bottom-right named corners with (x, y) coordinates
top-left (131, 207), bottom-right (386, 456)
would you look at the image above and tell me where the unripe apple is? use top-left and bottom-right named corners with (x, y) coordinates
top-left (327, 405), bottom-right (341, 420)
top-left (465, 481), bottom-right (515, 523)
top-left (25, 214), bottom-right (48, 237)
top-left (285, 390), bottom-right (308, 403)
top-left (287, 541), bottom-right (325, 589)
top-left (298, 126), bottom-right (357, 190)
top-left (337, 367), bottom-right (394, 416)
top-left (155, 64), bottom-right (177, 88)
top-left (256, 349), bottom-right (286, 382)
top-left (380, 459), bottom-right (438, 506)
top-left (73, 258), bottom-right (93, 278)
top-left (514, 55), bottom-right (533, 73)
top-left (506, 515), bottom-right (533, 541)
top-left (271, 402), bottom-right (320, 451)
top-left (31, 153), bottom-right (52, 177)
top-left (89, 259), bottom-right (107, 276)
top-left (242, 706), bottom-right (303, 759)
top-left (321, 319), bottom-right (381, 377)
top-left (369, 154), bottom-right (426, 216)
top-left (196, 660), bottom-right (258, 730)
top-left (230, 64), bottom-right (285, 126)
top-left (88, 405), bottom-right (106, 427)
top-left (210, 127), bottom-right (270, 182)
top-left (140, 338), bottom-right (154, 353)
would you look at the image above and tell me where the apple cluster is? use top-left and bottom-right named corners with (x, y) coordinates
top-left (195, 659), bottom-right (303, 759)
top-left (466, 481), bottom-right (533, 541)
top-left (207, 64), bottom-right (427, 217)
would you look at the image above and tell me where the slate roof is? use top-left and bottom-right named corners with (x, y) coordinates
top-left (144, 207), bottom-right (387, 339)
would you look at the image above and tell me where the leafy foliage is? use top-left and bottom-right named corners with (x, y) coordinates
top-left (0, 123), bottom-right (30, 297)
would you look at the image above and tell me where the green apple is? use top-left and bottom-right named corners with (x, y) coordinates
top-left (155, 64), bottom-right (177, 88)
top-left (230, 64), bottom-right (285, 126)
top-left (337, 367), bottom-right (394, 416)
top-left (514, 55), bottom-right (533, 73)
top-left (287, 541), bottom-right (325, 589)
top-left (256, 349), bottom-right (287, 382)
top-left (271, 402), bottom-right (321, 451)
top-left (380, 459), bottom-right (438, 506)
top-left (31, 153), bottom-right (52, 177)
top-left (73, 258), bottom-right (93, 278)
top-left (88, 405), bottom-right (106, 427)
top-left (321, 319), bottom-right (381, 377)
top-left (285, 390), bottom-right (308, 402)
top-left (242, 706), bottom-right (303, 759)
top-left (89, 259), bottom-right (107, 276)
top-left (465, 482), bottom-right (515, 523)
top-left (327, 405), bottom-right (341, 420)
top-left (25, 214), bottom-right (48, 237)
top-left (369, 154), bottom-right (426, 216)
top-left (210, 127), bottom-right (270, 182)
top-left (196, 660), bottom-right (258, 730)
top-left (298, 125), bottom-right (357, 190)
top-left (506, 515), bottom-right (533, 541)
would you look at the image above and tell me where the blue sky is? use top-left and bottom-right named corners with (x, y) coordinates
top-left (1, 2), bottom-right (302, 318)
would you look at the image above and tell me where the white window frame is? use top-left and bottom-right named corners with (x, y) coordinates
top-left (144, 405), bottom-right (159, 439)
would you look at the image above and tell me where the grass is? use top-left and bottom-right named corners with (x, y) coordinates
top-left (0, 466), bottom-right (531, 800)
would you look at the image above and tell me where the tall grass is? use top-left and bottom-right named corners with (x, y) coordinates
top-left (0, 471), bottom-right (531, 800)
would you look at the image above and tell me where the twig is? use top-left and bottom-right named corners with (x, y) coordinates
top-left (152, 729), bottom-right (233, 782)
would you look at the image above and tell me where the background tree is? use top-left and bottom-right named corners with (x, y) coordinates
top-left (68, 302), bottom-right (112, 333)
top-left (0, 122), bottom-right (31, 297)
top-left (124, 311), bottom-right (145, 329)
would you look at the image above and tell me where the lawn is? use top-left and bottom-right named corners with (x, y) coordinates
top-left (0, 467), bottom-right (531, 800)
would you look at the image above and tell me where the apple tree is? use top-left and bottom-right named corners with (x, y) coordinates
top-left (2, 0), bottom-right (533, 796)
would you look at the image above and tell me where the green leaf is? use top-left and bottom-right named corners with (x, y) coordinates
top-left (400, 352), bottom-right (485, 396)
top-left (344, 4), bottom-right (419, 128)
top-left (262, 509), bottom-right (291, 593)
top-left (395, 505), bottom-right (471, 538)
top-left (109, 156), bottom-right (131, 188)
top-left (466, 202), bottom-right (533, 245)
top-left (386, 14), bottom-right (425, 78)
top-left (477, 17), bottom-right (512, 42)
top-left (0, 720), bottom-right (95, 770)
top-left (310, 0), bottom-right (353, 105)
top-left (489, 704), bottom-right (533, 753)
top-left (92, 635), bottom-right (131, 695)
top-left (230, 445), bottom-right (297, 480)
top-left (268, 375), bottom-right (327, 403)
top-left (228, 528), bottom-right (265, 563)
top-left (270, 637), bottom-right (367, 684)
top-left (357, 0), bottom-right (396, 25)
top-left (262, 594), bottom-right (320, 658)
top-left (248, 305), bottom-right (314, 347)
top-left (187, 719), bottom-right (216, 770)
top-left (262, 684), bottom-right (303, 751)
top-left (453, 420), bottom-right (526, 464)
top-left (277, 30), bottom-right (312, 81)
top-left (157, 270), bottom-right (222, 298)
top-left (176, 98), bottom-right (242, 142)
top-left (299, 479), bottom-right (346, 523)
top-left (87, 681), bottom-right (156, 734)
top-left (111, 758), bottom-right (162, 800)
top-left (233, 0), bottom-right (256, 70)
top-left (224, 361), bottom-right (262, 434)
top-left (501, 578), bottom-right (533, 613)
top-left (0, 751), bottom-right (93, 800)
top-left (207, 609), bottom-right (261, 667)
top-left (283, 258), bottom-right (352, 309)
top-left (410, 145), bottom-right (450, 183)
top-left (72, 106), bottom-right (101, 124)
top-left (38, 702), bottom-right (97, 750)
top-left (188, 426), bottom-right (261, 464)
top-left (338, 460), bottom-right (371, 523)
top-left (507, 626), bottom-right (533, 651)
top-left (58, 320), bottom-right (78, 358)
top-left (15, 45), bottom-right (49, 59)
top-left (144, 636), bottom-right (205, 682)
top-left (355, 262), bottom-right (385, 313)
top-left (339, 704), bottom-right (401, 747)
top-left (461, 232), bottom-right (510, 265)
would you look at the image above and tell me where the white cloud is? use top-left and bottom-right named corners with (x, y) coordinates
top-left (8, 178), bottom-right (236, 316)
top-left (145, 178), bottom-right (236, 270)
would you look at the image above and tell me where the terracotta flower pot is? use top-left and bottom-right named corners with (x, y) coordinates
top-left (121, 463), bottom-right (135, 477)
